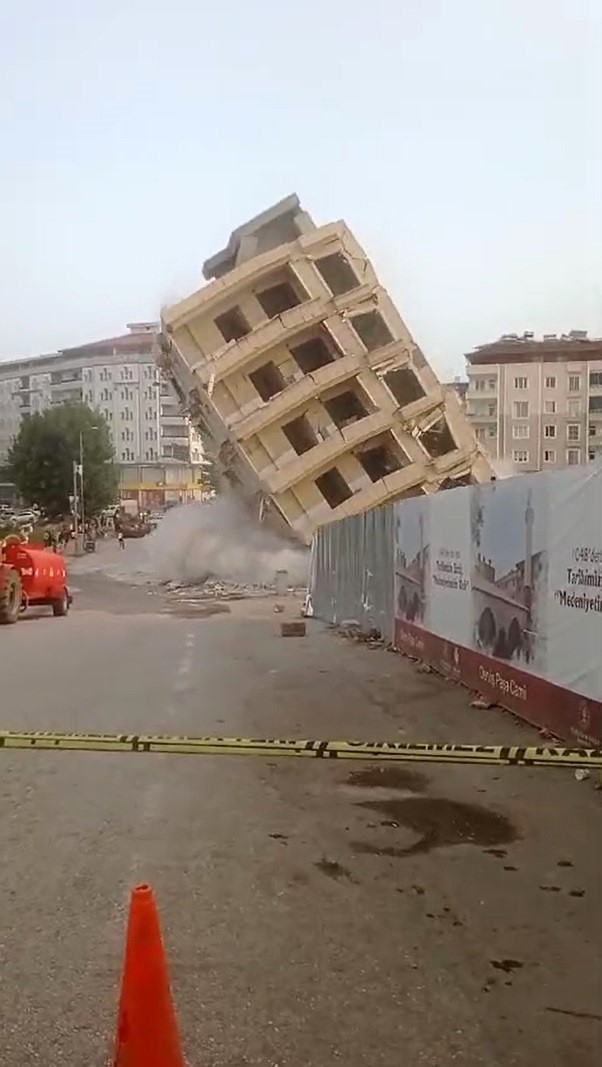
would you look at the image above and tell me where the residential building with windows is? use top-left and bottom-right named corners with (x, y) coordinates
top-left (443, 378), bottom-right (468, 408)
top-left (465, 331), bottom-right (602, 471)
top-left (160, 194), bottom-right (493, 544)
top-left (0, 323), bottom-right (205, 502)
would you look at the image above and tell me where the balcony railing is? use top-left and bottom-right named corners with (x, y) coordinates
top-left (466, 406), bottom-right (497, 421)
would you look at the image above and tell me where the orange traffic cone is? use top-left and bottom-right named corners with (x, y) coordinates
top-left (112, 883), bottom-right (186, 1067)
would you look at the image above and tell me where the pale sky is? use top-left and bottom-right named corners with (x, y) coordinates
top-left (1, 0), bottom-right (600, 376)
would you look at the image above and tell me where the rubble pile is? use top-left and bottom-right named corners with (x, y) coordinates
top-left (334, 622), bottom-right (385, 647)
top-left (147, 498), bottom-right (309, 588)
top-left (163, 576), bottom-right (306, 603)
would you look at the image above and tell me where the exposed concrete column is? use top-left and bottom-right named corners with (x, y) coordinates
top-left (289, 257), bottom-right (327, 301)
top-left (235, 234), bottom-right (259, 267)
top-left (323, 316), bottom-right (365, 359)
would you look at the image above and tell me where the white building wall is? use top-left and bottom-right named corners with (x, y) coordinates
top-left (0, 329), bottom-right (199, 468)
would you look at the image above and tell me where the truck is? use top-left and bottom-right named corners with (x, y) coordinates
top-left (0, 536), bottom-right (72, 624)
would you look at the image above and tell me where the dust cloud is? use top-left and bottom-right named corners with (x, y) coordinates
top-left (146, 498), bottom-right (309, 586)
top-left (490, 458), bottom-right (516, 479)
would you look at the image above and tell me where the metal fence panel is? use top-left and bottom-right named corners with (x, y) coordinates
top-left (309, 503), bottom-right (394, 640)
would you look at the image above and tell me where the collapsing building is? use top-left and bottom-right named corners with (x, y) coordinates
top-left (159, 195), bottom-right (493, 544)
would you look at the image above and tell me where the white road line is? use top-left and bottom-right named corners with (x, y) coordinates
top-left (107, 631), bottom-right (198, 941)
top-left (173, 630), bottom-right (196, 695)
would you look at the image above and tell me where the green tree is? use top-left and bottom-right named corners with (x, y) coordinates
top-left (7, 403), bottom-right (118, 517)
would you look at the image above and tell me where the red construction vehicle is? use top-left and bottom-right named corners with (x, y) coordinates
top-left (0, 535), bottom-right (72, 624)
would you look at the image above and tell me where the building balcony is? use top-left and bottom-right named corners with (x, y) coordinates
top-left (264, 409), bottom-right (393, 494)
top-left (161, 414), bottom-right (188, 429)
top-left (467, 386), bottom-right (498, 397)
top-left (466, 406), bottom-right (497, 422)
top-left (193, 297), bottom-right (325, 382)
top-left (398, 389), bottom-right (446, 431)
top-left (365, 339), bottom-right (412, 374)
top-left (432, 449), bottom-right (478, 480)
top-left (51, 387), bottom-right (82, 403)
top-left (198, 285), bottom-right (376, 384)
top-left (231, 353), bottom-right (362, 439)
top-left (162, 221), bottom-right (363, 331)
top-left (290, 462), bottom-right (428, 533)
top-left (161, 433), bottom-right (189, 445)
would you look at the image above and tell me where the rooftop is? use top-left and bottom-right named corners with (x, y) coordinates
top-left (61, 331), bottom-right (157, 359)
top-left (466, 331), bottom-right (602, 366)
top-left (202, 193), bottom-right (315, 281)
top-left (0, 324), bottom-right (159, 376)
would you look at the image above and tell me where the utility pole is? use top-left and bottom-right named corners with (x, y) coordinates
top-left (79, 430), bottom-right (85, 536)
top-left (79, 426), bottom-right (98, 544)
top-left (72, 460), bottom-right (79, 538)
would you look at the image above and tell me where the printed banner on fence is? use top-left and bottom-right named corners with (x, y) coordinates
top-left (394, 463), bottom-right (602, 743)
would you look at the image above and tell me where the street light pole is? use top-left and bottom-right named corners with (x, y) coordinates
top-left (72, 460), bottom-right (79, 539)
top-left (79, 426), bottom-right (98, 543)
top-left (79, 430), bottom-right (84, 535)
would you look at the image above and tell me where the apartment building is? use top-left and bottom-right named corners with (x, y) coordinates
top-left (465, 332), bottom-right (602, 471)
top-left (443, 379), bottom-right (468, 408)
top-left (0, 323), bottom-right (203, 486)
top-left (160, 195), bottom-right (492, 543)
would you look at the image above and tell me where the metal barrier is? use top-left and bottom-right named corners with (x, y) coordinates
top-left (309, 504), bottom-right (394, 639)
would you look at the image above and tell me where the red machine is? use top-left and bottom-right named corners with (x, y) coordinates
top-left (0, 536), bottom-right (72, 624)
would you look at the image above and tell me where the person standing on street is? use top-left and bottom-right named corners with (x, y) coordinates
top-left (118, 529), bottom-right (125, 550)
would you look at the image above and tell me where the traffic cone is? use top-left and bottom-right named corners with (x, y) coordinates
top-left (112, 883), bottom-right (186, 1067)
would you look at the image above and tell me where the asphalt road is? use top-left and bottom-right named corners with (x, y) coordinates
top-left (0, 562), bottom-right (600, 1066)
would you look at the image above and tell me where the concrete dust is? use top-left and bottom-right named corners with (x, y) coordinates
top-left (147, 498), bottom-right (309, 586)
top-left (491, 458), bottom-right (516, 479)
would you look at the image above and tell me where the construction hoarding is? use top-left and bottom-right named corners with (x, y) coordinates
top-left (309, 503), bottom-right (395, 640)
top-left (310, 462), bottom-right (602, 743)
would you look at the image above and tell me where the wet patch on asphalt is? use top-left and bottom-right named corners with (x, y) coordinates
top-left (352, 796), bottom-right (517, 857)
top-left (165, 602), bottom-right (231, 618)
top-left (491, 958), bottom-right (523, 973)
top-left (346, 765), bottom-right (428, 793)
top-left (314, 858), bottom-right (354, 881)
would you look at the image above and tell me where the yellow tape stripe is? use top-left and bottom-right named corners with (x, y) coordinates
top-left (0, 731), bottom-right (600, 768)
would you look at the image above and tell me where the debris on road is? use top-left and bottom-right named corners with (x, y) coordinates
top-left (164, 575), bottom-right (307, 604)
top-left (281, 621), bottom-right (306, 638)
top-left (334, 622), bottom-right (384, 647)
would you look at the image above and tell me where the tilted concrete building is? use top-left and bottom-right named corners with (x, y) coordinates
top-left (159, 195), bottom-right (493, 543)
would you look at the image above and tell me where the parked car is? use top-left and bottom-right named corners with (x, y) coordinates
top-left (14, 511), bottom-right (38, 526)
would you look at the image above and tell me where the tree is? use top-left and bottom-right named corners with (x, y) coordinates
top-left (7, 403), bottom-right (118, 517)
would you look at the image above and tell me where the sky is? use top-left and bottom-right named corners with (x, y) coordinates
top-left (1, 0), bottom-right (601, 376)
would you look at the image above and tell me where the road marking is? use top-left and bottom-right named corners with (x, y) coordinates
top-left (173, 630), bottom-right (195, 694)
top-left (0, 732), bottom-right (600, 769)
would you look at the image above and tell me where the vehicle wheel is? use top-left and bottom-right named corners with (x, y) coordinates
top-left (0, 566), bottom-right (21, 624)
top-left (52, 589), bottom-right (70, 617)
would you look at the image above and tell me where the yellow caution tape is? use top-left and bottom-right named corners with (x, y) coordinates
top-left (0, 731), bottom-right (600, 768)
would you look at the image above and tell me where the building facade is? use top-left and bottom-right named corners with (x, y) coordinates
top-left (0, 323), bottom-right (205, 502)
top-left (465, 332), bottom-right (602, 472)
top-left (160, 194), bottom-right (493, 544)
